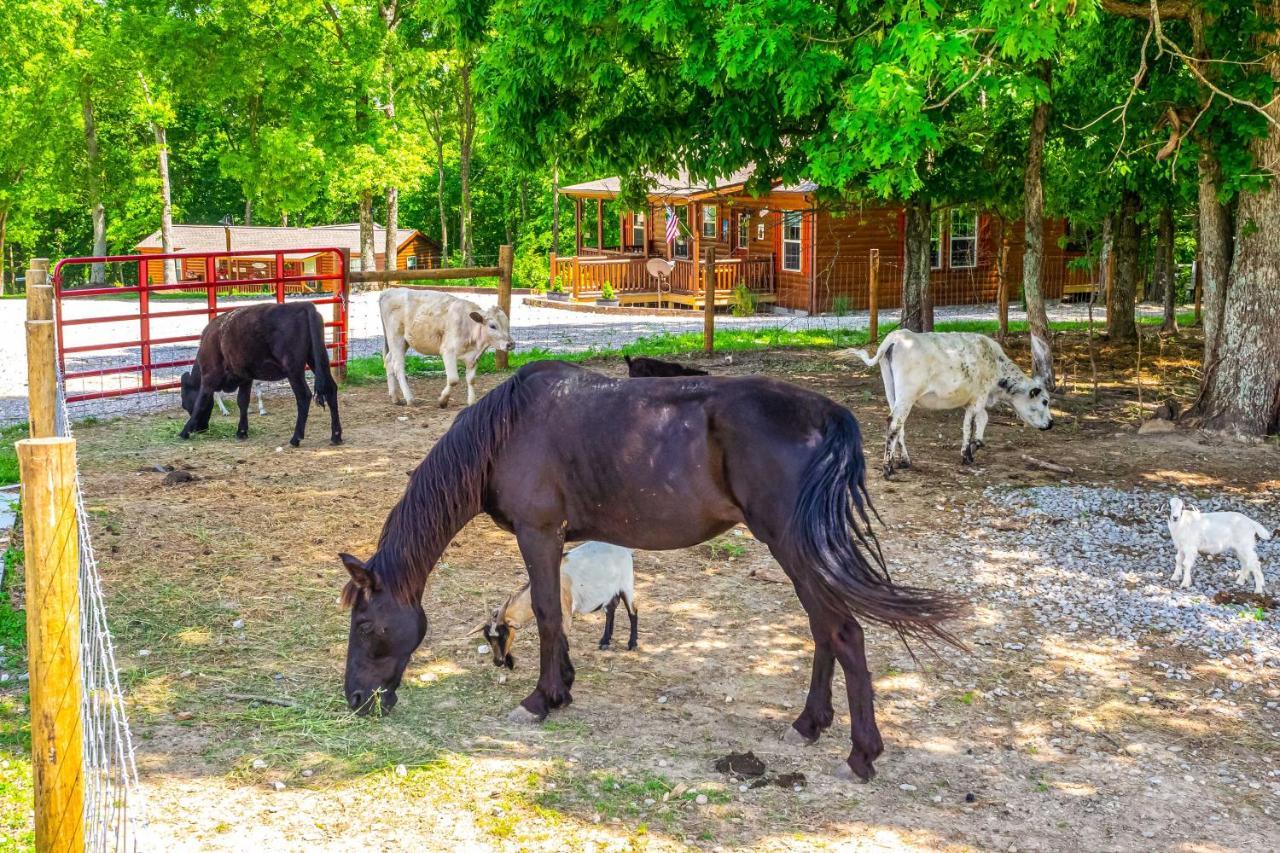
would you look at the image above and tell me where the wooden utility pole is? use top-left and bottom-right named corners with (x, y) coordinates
top-left (18, 435), bottom-right (85, 853)
top-left (997, 242), bottom-right (1011, 342)
top-left (868, 249), bottom-right (880, 346)
top-left (496, 245), bottom-right (514, 370)
top-left (26, 259), bottom-right (56, 438)
top-left (703, 247), bottom-right (716, 354)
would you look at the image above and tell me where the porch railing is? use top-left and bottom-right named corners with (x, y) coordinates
top-left (550, 252), bottom-right (775, 300)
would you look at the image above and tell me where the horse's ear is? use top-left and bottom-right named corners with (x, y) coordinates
top-left (339, 553), bottom-right (376, 606)
top-left (469, 311), bottom-right (485, 324)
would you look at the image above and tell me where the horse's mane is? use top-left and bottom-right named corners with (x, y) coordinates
top-left (365, 369), bottom-right (534, 604)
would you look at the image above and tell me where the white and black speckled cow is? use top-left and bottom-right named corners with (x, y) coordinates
top-left (840, 329), bottom-right (1054, 476)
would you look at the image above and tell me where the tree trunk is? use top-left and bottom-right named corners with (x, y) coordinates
top-left (385, 186), bottom-right (399, 272)
top-left (1022, 63), bottom-right (1054, 386)
top-left (1157, 205), bottom-right (1177, 332)
top-left (81, 83), bottom-right (106, 285)
top-left (281, 212), bottom-right (288, 226)
top-left (138, 73), bottom-right (176, 284)
top-left (359, 191), bottom-right (376, 272)
top-left (0, 211), bottom-right (7, 295)
top-left (1197, 149), bottom-right (1232, 368)
top-left (426, 109), bottom-right (449, 264)
top-left (243, 198), bottom-right (253, 226)
top-left (519, 178), bottom-right (529, 239)
top-left (552, 160), bottom-right (560, 254)
top-left (1194, 9), bottom-right (1280, 435)
top-left (458, 61), bottom-right (476, 265)
top-left (1108, 191), bottom-right (1141, 342)
top-left (1098, 213), bottom-right (1114, 292)
top-left (901, 198), bottom-right (931, 333)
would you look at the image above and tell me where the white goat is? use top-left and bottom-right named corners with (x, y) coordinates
top-left (1167, 497), bottom-right (1275, 594)
top-left (215, 386), bottom-right (266, 417)
top-left (476, 542), bottom-right (636, 669)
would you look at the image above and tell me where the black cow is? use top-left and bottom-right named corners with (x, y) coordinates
top-left (624, 355), bottom-right (708, 377)
top-left (180, 302), bottom-right (342, 447)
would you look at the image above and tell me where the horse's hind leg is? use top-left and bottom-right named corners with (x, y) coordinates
top-left (786, 634), bottom-right (835, 744)
top-left (828, 615), bottom-right (884, 781)
top-left (286, 371), bottom-right (312, 447)
top-left (510, 525), bottom-right (574, 722)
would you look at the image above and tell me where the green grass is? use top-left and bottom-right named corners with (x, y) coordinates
top-left (0, 424), bottom-right (27, 487)
top-left (0, 532), bottom-right (32, 852)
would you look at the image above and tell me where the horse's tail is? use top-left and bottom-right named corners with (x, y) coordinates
top-left (307, 305), bottom-right (337, 409)
top-left (788, 407), bottom-right (965, 646)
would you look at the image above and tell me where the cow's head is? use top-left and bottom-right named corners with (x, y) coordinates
top-left (469, 307), bottom-right (515, 353)
top-left (997, 375), bottom-right (1054, 430)
top-left (179, 364), bottom-right (201, 414)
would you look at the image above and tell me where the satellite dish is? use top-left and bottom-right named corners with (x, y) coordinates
top-left (646, 257), bottom-right (675, 279)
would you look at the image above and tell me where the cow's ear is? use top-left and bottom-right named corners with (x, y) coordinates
top-left (469, 311), bottom-right (485, 324)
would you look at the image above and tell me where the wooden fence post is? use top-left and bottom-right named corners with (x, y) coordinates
top-left (18, 436), bottom-right (85, 853)
top-left (703, 248), bottom-right (716, 354)
top-left (496, 245), bottom-right (514, 370)
top-left (26, 259), bottom-right (56, 439)
top-left (868, 249), bottom-right (879, 346)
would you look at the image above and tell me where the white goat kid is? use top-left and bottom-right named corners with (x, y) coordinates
top-left (379, 287), bottom-right (515, 408)
top-left (477, 542), bottom-right (637, 669)
top-left (1167, 497), bottom-right (1274, 594)
top-left (841, 329), bottom-right (1054, 477)
top-left (215, 386), bottom-right (266, 417)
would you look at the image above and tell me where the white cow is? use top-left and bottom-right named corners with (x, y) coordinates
top-left (840, 329), bottom-right (1054, 477)
top-left (1167, 497), bottom-right (1274, 594)
top-left (379, 288), bottom-right (515, 407)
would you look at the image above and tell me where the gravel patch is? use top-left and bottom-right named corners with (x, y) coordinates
top-left (968, 484), bottom-right (1280, 663)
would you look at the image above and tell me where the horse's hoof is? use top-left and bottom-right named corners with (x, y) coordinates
top-left (331, 436), bottom-right (343, 446)
top-left (598, 642), bottom-right (611, 651)
top-left (507, 705), bottom-right (542, 724)
top-left (626, 642), bottom-right (637, 651)
top-left (783, 726), bottom-right (816, 746)
top-left (236, 432), bottom-right (247, 441)
top-left (179, 431), bottom-right (190, 440)
top-left (289, 438), bottom-right (301, 448)
top-left (830, 762), bottom-right (872, 783)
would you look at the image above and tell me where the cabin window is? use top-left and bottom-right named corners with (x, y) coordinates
top-left (406, 256), bottom-right (418, 269)
top-left (633, 212), bottom-right (646, 249)
top-left (929, 212), bottom-right (943, 269)
top-left (756, 222), bottom-right (765, 241)
top-left (737, 213), bottom-right (749, 247)
top-left (782, 212), bottom-right (802, 272)
top-left (702, 205), bottom-right (717, 238)
top-left (949, 210), bottom-right (978, 268)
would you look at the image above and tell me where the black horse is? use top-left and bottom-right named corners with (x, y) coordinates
top-left (624, 355), bottom-right (708, 377)
top-left (180, 302), bottom-right (341, 447)
top-left (339, 361), bottom-right (961, 781)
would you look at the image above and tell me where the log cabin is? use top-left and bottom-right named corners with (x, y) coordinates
top-left (555, 170), bottom-right (1090, 313)
top-left (134, 224), bottom-right (440, 289)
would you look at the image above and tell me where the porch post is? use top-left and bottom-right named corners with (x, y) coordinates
top-left (691, 203), bottom-right (701, 276)
top-left (575, 199), bottom-right (583, 256)
top-left (620, 209), bottom-right (627, 252)
top-left (596, 197), bottom-right (604, 250)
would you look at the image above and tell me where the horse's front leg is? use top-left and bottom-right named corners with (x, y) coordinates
top-left (285, 371), bottom-right (312, 447)
top-left (235, 382), bottom-right (252, 439)
top-left (509, 525), bottom-right (572, 723)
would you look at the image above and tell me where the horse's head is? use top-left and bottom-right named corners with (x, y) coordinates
top-left (179, 364), bottom-right (201, 414)
top-left (338, 553), bottom-right (427, 715)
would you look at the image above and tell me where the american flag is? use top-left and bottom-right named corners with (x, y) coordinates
top-left (665, 205), bottom-right (680, 243)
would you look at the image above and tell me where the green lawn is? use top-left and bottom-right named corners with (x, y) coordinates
top-left (0, 532), bottom-right (32, 852)
top-left (0, 425), bottom-right (27, 488)
top-left (343, 313), bottom-right (1197, 385)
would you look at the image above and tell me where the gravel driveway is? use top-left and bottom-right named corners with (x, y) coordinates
top-left (0, 291), bottom-right (1170, 424)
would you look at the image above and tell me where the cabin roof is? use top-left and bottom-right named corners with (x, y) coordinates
top-left (560, 167), bottom-right (801, 202)
top-left (134, 224), bottom-right (436, 254)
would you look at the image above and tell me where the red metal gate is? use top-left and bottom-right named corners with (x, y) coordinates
top-left (51, 248), bottom-right (349, 403)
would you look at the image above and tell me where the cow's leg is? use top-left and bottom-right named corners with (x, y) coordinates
top-left (255, 386), bottom-right (267, 416)
top-left (973, 406), bottom-right (989, 450)
top-left (235, 381), bottom-right (252, 440)
top-left (285, 370), bottom-right (312, 448)
top-left (385, 336), bottom-right (413, 405)
top-left (438, 350), bottom-right (460, 408)
top-left (215, 393), bottom-right (230, 416)
top-left (464, 355), bottom-right (480, 406)
top-left (961, 403), bottom-right (980, 465)
top-left (896, 427), bottom-right (912, 469)
top-left (510, 525), bottom-right (573, 722)
top-left (882, 400), bottom-right (914, 478)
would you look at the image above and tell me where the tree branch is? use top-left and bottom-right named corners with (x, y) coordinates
top-left (1099, 0), bottom-right (1190, 20)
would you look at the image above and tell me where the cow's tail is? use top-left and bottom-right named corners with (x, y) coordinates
top-left (307, 306), bottom-right (337, 409)
top-left (788, 408), bottom-right (966, 648)
top-left (835, 335), bottom-right (894, 367)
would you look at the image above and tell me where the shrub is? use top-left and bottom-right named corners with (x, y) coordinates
top-left (601, 282), bottom-right (615, 300)
top-left (830, 295), bottom-right (852, 317)
top-left (513, 244), bottom-right (550, 291)
top-left (730, 283), bottom-right (758, 317)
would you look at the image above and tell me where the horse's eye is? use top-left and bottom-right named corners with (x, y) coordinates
top-left (358, 622), bottom-right (374, 636)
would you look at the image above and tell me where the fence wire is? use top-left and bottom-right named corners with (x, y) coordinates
top-left (54, 359), bottom-right (149, 852)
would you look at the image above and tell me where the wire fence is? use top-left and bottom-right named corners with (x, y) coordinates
top-left (55, 348), bottom-right (149, 851)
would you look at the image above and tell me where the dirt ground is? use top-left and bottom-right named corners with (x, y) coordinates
top-left (68, 329), bottom-right (1280, 852)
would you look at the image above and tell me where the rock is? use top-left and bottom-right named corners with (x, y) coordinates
top-left (175, 710), bottom-right (194, 721)
top-left (965, 792), bottom-right (977, 803)
top-left (657, 695), bottom-right (668, 704)
top-left (270, 780), bottom-right (286, 792)
top-left (395, 764), bottom-right (407, 777)
top-left (899, 783), bottom-right (917, 792)
top-left (232, 619), bottom-right (245, 630)
top-left (695, 794), bottom-right (708, 806)
top-left (163, 470), bottom-right (196, 485)
top-left (1138, 418), bottom-right (1175, 435)
top-left (251, 759), bottom-right (268, 770)
top-left (301, 769), bottom-right (314, 778)
top-left (477, 644), bottom-right (491, 655)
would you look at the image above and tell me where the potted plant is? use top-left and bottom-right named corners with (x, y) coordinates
top-left (548, 278), bottom-right (570, 302)
top-left (596, 282), bottom-right (619, 307)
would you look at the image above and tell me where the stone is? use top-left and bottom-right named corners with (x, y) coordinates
top-left (1138, 418), bottom-right (1175, 435)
